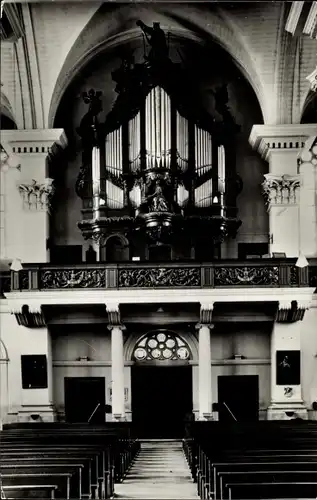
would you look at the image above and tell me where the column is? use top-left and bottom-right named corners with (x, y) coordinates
top-left (107, 304), bottom-right (125, 421)
top-left (249, 124), bottom-right (316, 257)
top-left (197, 303), bottom-right (214, 420)
top-left (267, 300), bottom-right (310, 420)
top-left (1, 129), bottom-right (67, 263)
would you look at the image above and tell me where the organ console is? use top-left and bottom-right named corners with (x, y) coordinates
top-left (76, 22), bottom-right (242, 260)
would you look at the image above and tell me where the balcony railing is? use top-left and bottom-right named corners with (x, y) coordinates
top-left (0, 259), bottom-right (316, 293)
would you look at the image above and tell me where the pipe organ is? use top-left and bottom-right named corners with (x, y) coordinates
top-left (92, 85), bottom-right (223, 213)
top-left (77, 47), bottom-right (241, 253)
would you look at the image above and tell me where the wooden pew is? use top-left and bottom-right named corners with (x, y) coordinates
top-left (0, 463), bottom-right (84, 499)
top-left (0, 424), bottom-right (139, 499)
top-left (226, 481), bottom-right (317, 500)
top-left (183, 421), bottom-right (317, 500)
top-left (1, 473), bottom-right (72, 500)
top-left (219, 470), bottom-right (317, 500)
top-left (2, 484), bottom-right (58, 499)
top-left (211, 460), bottom-right (317, 500)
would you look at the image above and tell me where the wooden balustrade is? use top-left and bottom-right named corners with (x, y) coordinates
top-left (0, 259), bottom-right (316, 292)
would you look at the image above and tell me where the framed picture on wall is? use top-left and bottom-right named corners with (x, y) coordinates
top-left (276, 350), bottom-right (300, 386)
top-left (21, 354), bottom-right (48, 389)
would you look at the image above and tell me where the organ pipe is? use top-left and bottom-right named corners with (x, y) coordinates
top-left (105, 126), bottom-right (123, 177)
top-left (218, 145), bottom-right (226, 193)
top-left (145, 86), bottom-right (171, 169)
top-left (106, 180), bottom-right (124, 209)
top-left (128, 112), bottom-right (141, 172)
top-left (176, 112), bottom-right (188, 171)
top-left (92, 146), bottom-right (100, 198)
top-left (195, 179), bottom-right (213, 207)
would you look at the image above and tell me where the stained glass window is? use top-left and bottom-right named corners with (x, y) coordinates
top-left (133, 330), bottom-right (191, 361)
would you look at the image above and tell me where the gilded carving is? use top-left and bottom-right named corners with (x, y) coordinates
top-left (118, 267), bottom-right (201, 287)
top-left (40, 269), bottom-right (106, 289)
top-left (262, 174), bottom-right (300, 209)
top-left (214, 266), bottom-right (279, 286)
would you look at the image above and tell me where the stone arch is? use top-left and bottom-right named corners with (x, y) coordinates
top-left (48, 4), bottom-right (266, 127)
top-left (124, 329), bottom-right (198, 363)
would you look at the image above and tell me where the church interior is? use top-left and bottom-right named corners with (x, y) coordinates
top-left (0, 1), bottom-right (317, 498)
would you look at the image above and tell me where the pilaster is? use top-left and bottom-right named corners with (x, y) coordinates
top-left (298, 136), bottom-right (317, 257)
top-left (249, 124), bottom-right (317, 257)
top-left (1, 129), bottom-right (67, 263)
top-left (267, 299), bottom-right (311, 420)
top-left (0, 307), bottom-right (55, 423)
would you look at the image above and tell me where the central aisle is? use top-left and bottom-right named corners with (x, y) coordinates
top-left (114, 440), bottom-right (200, 499)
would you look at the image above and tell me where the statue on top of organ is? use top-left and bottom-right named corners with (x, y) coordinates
top-left (76, 21), bottom-right (243, 260)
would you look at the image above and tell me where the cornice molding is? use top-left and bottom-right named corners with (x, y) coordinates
top-left (0, 129), bottom-right (68, 157)
top-left (12, 303), bottom-right (46, 327)
top-left (4, 287), bottom-right (315, 313)
top-left (249, 124), bottom-right (317, 161)
top-left (275, 298), bottom-right (311, 322)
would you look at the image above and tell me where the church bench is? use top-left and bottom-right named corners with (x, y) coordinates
top-left (3, 436), bottom-right (140, 490)
top-left (2, 484), bottom-right (58, 499)
top-left (3, 445), bottom-right (135, 498)
top-left (0, 462), bottom-right (85, 499)
top-left (0, 448), bottom-right (111, 499)
top-left (0, 447), bottom-right (108, 499)
top-left (210, 462), bottom-right (317, 500)
top-left (1, 473), bottom-right (73, 500)
top-left (219, 471), bottom-right (317, 500)
top-left (225, 481), bottom-right (317, 500)
top-left (0, 427), bottom-right (139, 486)
top-left (0, 457), bottom-right (94, 498)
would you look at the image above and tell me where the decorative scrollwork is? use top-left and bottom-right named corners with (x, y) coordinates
top-left (290, 266), bottom-right (298, 286)
top-left (214, 266), bottom-right (279, 286)
top-left (40, 269), bottom-right (106, 289)
top-left (20, 270), bottom-right (29, 290)
top-left (118, 267), bottom-right (200, 287)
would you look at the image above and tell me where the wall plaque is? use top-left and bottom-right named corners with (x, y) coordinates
top-left (276, 350), bottom-right (300, 386)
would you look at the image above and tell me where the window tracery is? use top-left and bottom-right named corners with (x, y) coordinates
top-left (133, 330), bottom-right (191, 361)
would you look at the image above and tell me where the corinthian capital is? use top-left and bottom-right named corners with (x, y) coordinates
top-left (262, 173), bottom-right (300, 210)
top-left (18, 178), bottom-right (55, 212)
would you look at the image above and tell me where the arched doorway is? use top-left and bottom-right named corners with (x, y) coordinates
top-left (131, 330), bottom-right (193, 438)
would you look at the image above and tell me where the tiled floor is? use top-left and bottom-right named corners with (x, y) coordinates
top-left (114, 440), bottom-right (199, 499)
